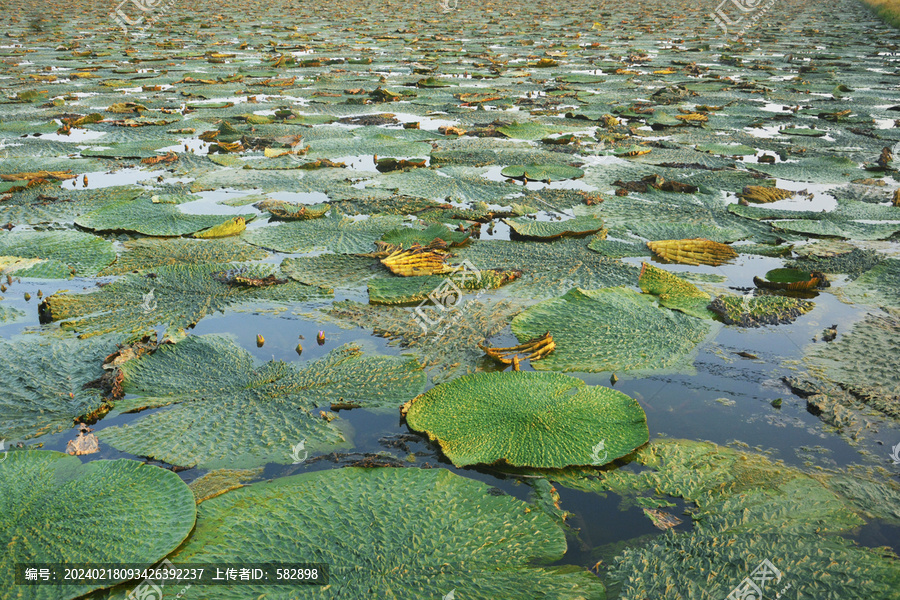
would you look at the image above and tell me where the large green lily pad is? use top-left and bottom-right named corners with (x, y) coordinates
top-left (588, 440), bottom-right (900, 599)
top-left (638, 262), bottom-right (714, 319)
top-left (455, 238), bottom-right (639, 299)
top-left (163, 467), bottom-right (606, 598)
top-left (380, 224), bottom-right (470, 248)
top-left (325, 299), bottom-right (522, 382)
top-left (99, 336), bottom-right (425, 468)
top-left (504, 215), bottom-right (605, 239)
top-left (0, 450), bottom-right (196, 600)
top-left (838, 258), bottom-right (900, 309)
top-left (0, 231), bottom-right (115, 278)
top-left (244, 210), bottom-right (405, 254)
top-left (403, 371), bottom-right (648, 468)
top-left (40, 263), bottom-right (328, 339)
top-left (0, 336), bottom-right (115, 441)
top-left (708, 293), bottom-right (815, 327)
top-left (500, 164), bottom-right (585, 182)
top-left (76, 198), bottom-right (255, 237)
top-left (0, 185), bottom-right (142, 227)
top-left (804, 311), bottom-right (900, 419)
top-left (97, 238), bottom-right (268, 276)
top-left (511, 287), bottom-right (713, 374)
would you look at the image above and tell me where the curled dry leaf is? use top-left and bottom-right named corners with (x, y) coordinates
top-left (739, 186), bottom-right (795, 204)
top-left (381, 245), bottom-right (451, 276)
top-left (643, 508), bottom-right (682, 530)
top-left (479, 332), bottom-right (556, 365)
top-left (141, 152), bottom-right (179, 165)
top-left (647, 238), bottom-right (738, 267)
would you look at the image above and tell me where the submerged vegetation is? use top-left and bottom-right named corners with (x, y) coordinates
top-left (0, 0), bottom-right (899, 597)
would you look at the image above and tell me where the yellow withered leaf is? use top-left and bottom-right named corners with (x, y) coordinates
top-left (381, 246), bottom-right (450, 276)
top-left (647, 238), bottom-right (738, 267)
top-left (0, 171), bottom-right (76, 181)
top-left (194, 217), bottom-right (246, 239)
top-left (212, 141), bottom-right (244, 153)
top-left (479, 332), bottom-right (556, 365)
top-left (739, 186), bottom-right (794, 204)
top-left (264, 145), bottom-right (310, 158)
top-left (675, 112), bottom-right (708, 122)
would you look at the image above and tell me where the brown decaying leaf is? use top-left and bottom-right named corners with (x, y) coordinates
top-left (66, 432), bottom-right (100, 456)
top-left (643, 508), bottom-right (682, 530)
top-left (141, 152), bottom-right (178, 165)
top-left (614, 174), bottom-right (698, 194)
top-left (647, 238), bottom-right (738, 267)
top-left (739, 186), bottom-right (794, 204)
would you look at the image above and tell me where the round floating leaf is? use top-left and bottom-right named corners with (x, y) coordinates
top-left (0, 336), bottom-right (115, 440)
top-left (326, 299), bottom-right (521, 383)
top-left (282, 254), bottom-right (384, 289)
top-left (99, 335), bottom-right (425, 468)
top-left (754, 268), bottom-right (825, 291)
top-left (695, 143), bottom-right (757, 155)
top-left (403, 371), bottom-right (648, 468)
top-left (0, 231), bottom-right (115, 277)
top-left (638, 262), bottom-right (714, 319)
top-left (380, 224), bottom-right (470, 248)
top-left (0, 450), bottom-right (196, 600)
top-left (41, 263), bottom-right (328, 339)
top-left (165, 467), bottom-right (606, 599)
top-left (581, 440), bottom-right (900, 600)
top-left (708, 294), bottom-right (815, 327)
top-left (511, 287), bottom-right (712, 374)
top-left (497, 121), bottom-right (572, 140)
top-left (504, 215), bottom-right (605, 239)
top-left (455, 238), bottom-right (638, 299)
top-left (77, 198), bottom-right (255, 237)
top-left (781, 127), bottom-right (828, 137)
top-left (500, 164), bottom-right (585, 182)
top-left (839, 258), bottom-right (900, 309)
top-left (368, 269), bottom-right (520, 304)
top-left (244, 210), bottom-right (405, 254)
top-left (97, 238), bottom-right (268, 276)
top-left (804, 312), bottom-right (900, 419)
